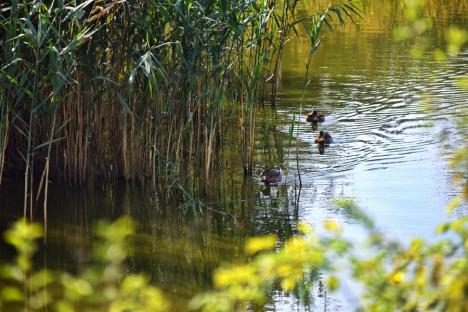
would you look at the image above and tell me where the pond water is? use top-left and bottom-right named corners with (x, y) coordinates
top-left (0, 1), bottom-right (467, 311)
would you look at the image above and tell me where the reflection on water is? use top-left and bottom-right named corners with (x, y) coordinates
top-left (0, 1), bottom-right (467, 310)
top-left (275, 0), bottom-right (467, 237)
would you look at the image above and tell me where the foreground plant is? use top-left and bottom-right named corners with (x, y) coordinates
top-left (0, 196), bottom-right (466, 311)
top-left (0, 217), bottom-right (168, 312)
top-left (189, 198), bottom-right (467, 311)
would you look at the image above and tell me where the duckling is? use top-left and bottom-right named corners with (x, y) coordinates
top-left (260, 169), bottom-right (282, 184)
top-left (306, 110), bottom-right (325, 122)
top-left (314, 130), bottom-right (333, 144)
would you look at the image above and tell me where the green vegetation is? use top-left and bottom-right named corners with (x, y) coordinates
top-left (0, 0), bottom-right (360, 220)
top-left (0, 200), bottom-right (466, 311)
top-left (0, 0), bottom-right (466, 311)
top-left (186, 1), bottom-right (468, 311)
top-left (0, 217), bottom-right (168, 311)
top-left (190, 204), bottom-right (468, 311)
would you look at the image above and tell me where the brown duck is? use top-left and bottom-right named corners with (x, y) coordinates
top-left (260, 169), bottom-right (282, 184)
top-left (306, 110), bottom-right (325, 122)
top-left (314, 131), bottom-right (333, 144)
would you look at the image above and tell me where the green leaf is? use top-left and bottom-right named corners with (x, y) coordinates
top-left (327, 275), bottom-right (340, 292)
top-left (34, 137), bottom-right (65, 151)
top-left (116, 92), bottom-right (132, 114)
top-left (30, 269), bottom-right (54, 291)
top-left (0, 286), bottom-right (24, 301)
top-left (445, 197), bottom-right (462, 214)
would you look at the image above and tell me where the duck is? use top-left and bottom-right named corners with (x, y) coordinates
top-left (260, 169), bottom-right (282, 184)
top-left (314, 130), bottom-right (333, 145)
top-left (306, 110), bottom-right (325, 122)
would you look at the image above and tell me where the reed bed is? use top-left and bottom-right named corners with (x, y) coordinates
top-left (0, 0), bottom-right (360, 218)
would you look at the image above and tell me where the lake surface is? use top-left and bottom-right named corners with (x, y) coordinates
top-left (0, 1), bottom-right (467, 310)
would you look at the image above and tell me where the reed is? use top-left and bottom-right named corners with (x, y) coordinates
top-left (0, 0), bottom-right (361, 216)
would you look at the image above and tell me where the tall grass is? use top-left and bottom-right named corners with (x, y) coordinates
top-left (0, 0), bottom-right (361, 217)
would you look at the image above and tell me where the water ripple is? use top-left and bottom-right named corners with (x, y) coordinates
top-left (273, 58), bottom-right (467, 180)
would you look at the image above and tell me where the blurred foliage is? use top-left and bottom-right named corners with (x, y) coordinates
top-left (394, 0), bottom-right (467, 60)
top-left (0, 0), bottom-right (466, 311)
top-left (394, 0), bottom-right (467, 207)
top-left (351, 217), bottom-right (468, 311)
top-left (0, 217), bottom-right (168, 312)
top-left (0, 210), bottom-right (466, 311)
top-left (189, 222), bottom-right (331, 311)
top-left (332, 197), bottom-right (374, 229)
top-left (190, 211), bottom-right (467, 311)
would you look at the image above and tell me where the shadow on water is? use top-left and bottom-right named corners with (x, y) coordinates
top-left (1, 0), bottom-right (467, 311)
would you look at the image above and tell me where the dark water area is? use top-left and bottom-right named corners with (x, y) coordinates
top-left (1, 1), bottom-right (467, 311)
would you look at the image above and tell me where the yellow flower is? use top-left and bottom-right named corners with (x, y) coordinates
top-left (245, 235), bottom-right (277, 255)
top-left (297, 222), bottom-right (312, 234)
top-left (281, 277), bottom-right (297, 291)
top-left (324, 219), bottom-right (342, 233)
top-left (391, 271), bottom-right (405, 284)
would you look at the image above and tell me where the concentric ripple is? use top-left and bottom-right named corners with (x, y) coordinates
top-left (271, 51), bottom-right (467, 186)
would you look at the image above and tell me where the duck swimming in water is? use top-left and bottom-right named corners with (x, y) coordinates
top-left (306, 110), bottom-right (325, 122)
top-left (314, 130), bottom-right (333, 144)
top-left (260, 169), bottom-right (282, 184)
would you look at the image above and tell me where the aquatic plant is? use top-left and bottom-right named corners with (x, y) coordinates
top-left (0, 0), bottom-right (361, 220)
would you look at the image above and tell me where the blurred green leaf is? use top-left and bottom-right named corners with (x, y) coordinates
top-left (327, 275), bottom-right (340, 292)
top-left (1, 286), bottom-right (24, 301)
top-left (30, 269), bottom-right (54, 291)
